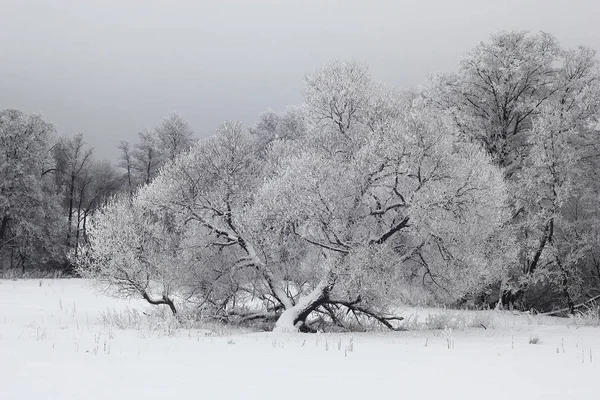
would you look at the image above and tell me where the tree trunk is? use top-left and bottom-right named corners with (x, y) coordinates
top-left (141, 291), bottom-right (178, 316)
top-left (74, 211), bottom-right (81, 257)
top-left (164, 297), bottom-right (177, 316)
top-left (66, 175), bottom-right (76, 247)
top-left (501, 219), bottom-right (554, 309)
top-left (0, 215), bottom-right (10, 252)
top-left (273, 276), bottom-right (334, 332)
top-left (126, 163), bottom-right (133, 197)
top-left (82, 212), bottom-right (89, 244)
top-left (145, 150), bottom-right (153, 185)
top-left (74, 186), bottom-right (85, 257)
top-left (557, 259), bottom-right (575, 314)
top-left (20, 253), bottom-right (26, 275)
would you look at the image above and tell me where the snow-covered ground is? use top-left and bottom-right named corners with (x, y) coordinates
top-left (1, 279), bottom-right (599, 399)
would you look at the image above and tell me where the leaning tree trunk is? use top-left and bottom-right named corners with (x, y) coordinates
top-left (141, 290), bottom-right (178, 316)
top-left (273, 277), bottom-right (333, 332)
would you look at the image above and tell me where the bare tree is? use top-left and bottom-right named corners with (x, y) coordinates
top-left (118, 141), bottom-right (135, 197)
top-left (73, 160), bottom-right (122, 255)
top-left (133, 129), bottom-right (162, 185)
top-left (54, 134), bottom-right (94, 250)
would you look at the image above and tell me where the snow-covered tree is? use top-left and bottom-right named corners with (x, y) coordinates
top-left (0, 109), bottom-right (65, 271)
top-left (117, 140), bottom-right (135, 197)
top-left (511, 46), bottom-right (600, 311)
top-left (72, 160), bottom-right (122, 255)
top-left (430, 31), bottom-right (600, 311)
top-left (76, 194), bottom-right (196, 315)
top-left (430, 31), bottom-right (559, 175)
top-left (121, 113), bottom-right (195, 189)
top-left (81, 61), bottom-right (512, 331)
top-left (250, 107), bottom-right (307, 155)
top-left (134, 120), bottom-right (284, 317)
top-left (133, 128), bottom-right (162, 185)
top-left (154, 112), bottom-right (195, 163)
top-left (252, 61), bottom-right (512, 331)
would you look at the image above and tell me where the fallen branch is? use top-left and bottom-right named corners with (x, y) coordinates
top-left (328, 299), bottom-right (405, 331)
top-left (541, 294), bottom-right (600, 316)
top-left (225, 310), bottom-right (280, 324)
top-left (314, 304), bottom-right (348, 330)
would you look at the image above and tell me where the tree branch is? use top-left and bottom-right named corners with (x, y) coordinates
top-left (370, 216), bottom-right (410, 245)
top-left (327, 299), bottom-right (405, 331)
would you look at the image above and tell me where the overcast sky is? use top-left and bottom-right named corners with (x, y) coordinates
top-left (1, 0), bottom-right (599, 159)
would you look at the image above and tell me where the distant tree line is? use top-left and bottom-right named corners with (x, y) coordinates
top-left (0, 111), bottom-right (194, 274)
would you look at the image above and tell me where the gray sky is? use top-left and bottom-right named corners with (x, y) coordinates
top-left (1, 0), bottom-right (599, 160)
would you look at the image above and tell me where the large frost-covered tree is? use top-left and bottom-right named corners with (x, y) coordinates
top-left (80, 61), bottom-right (512, 332)
top-left (512, 47), bottom-right (600, 311)
top-left (0, 110), bottom-right (65, 271)
top-left (253, 61), bottom-right (512, 331)
top-left (430, 31), bottom-right (600, 310)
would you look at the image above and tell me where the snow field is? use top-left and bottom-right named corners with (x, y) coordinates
top-left (1, 279), bottom-right (599, 399)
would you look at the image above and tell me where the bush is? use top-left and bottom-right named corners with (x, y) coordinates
top-left (571, 306), bottom-right (600, 326)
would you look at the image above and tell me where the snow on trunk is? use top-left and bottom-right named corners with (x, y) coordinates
top-left (273, 278), bottom-right (330, 332)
